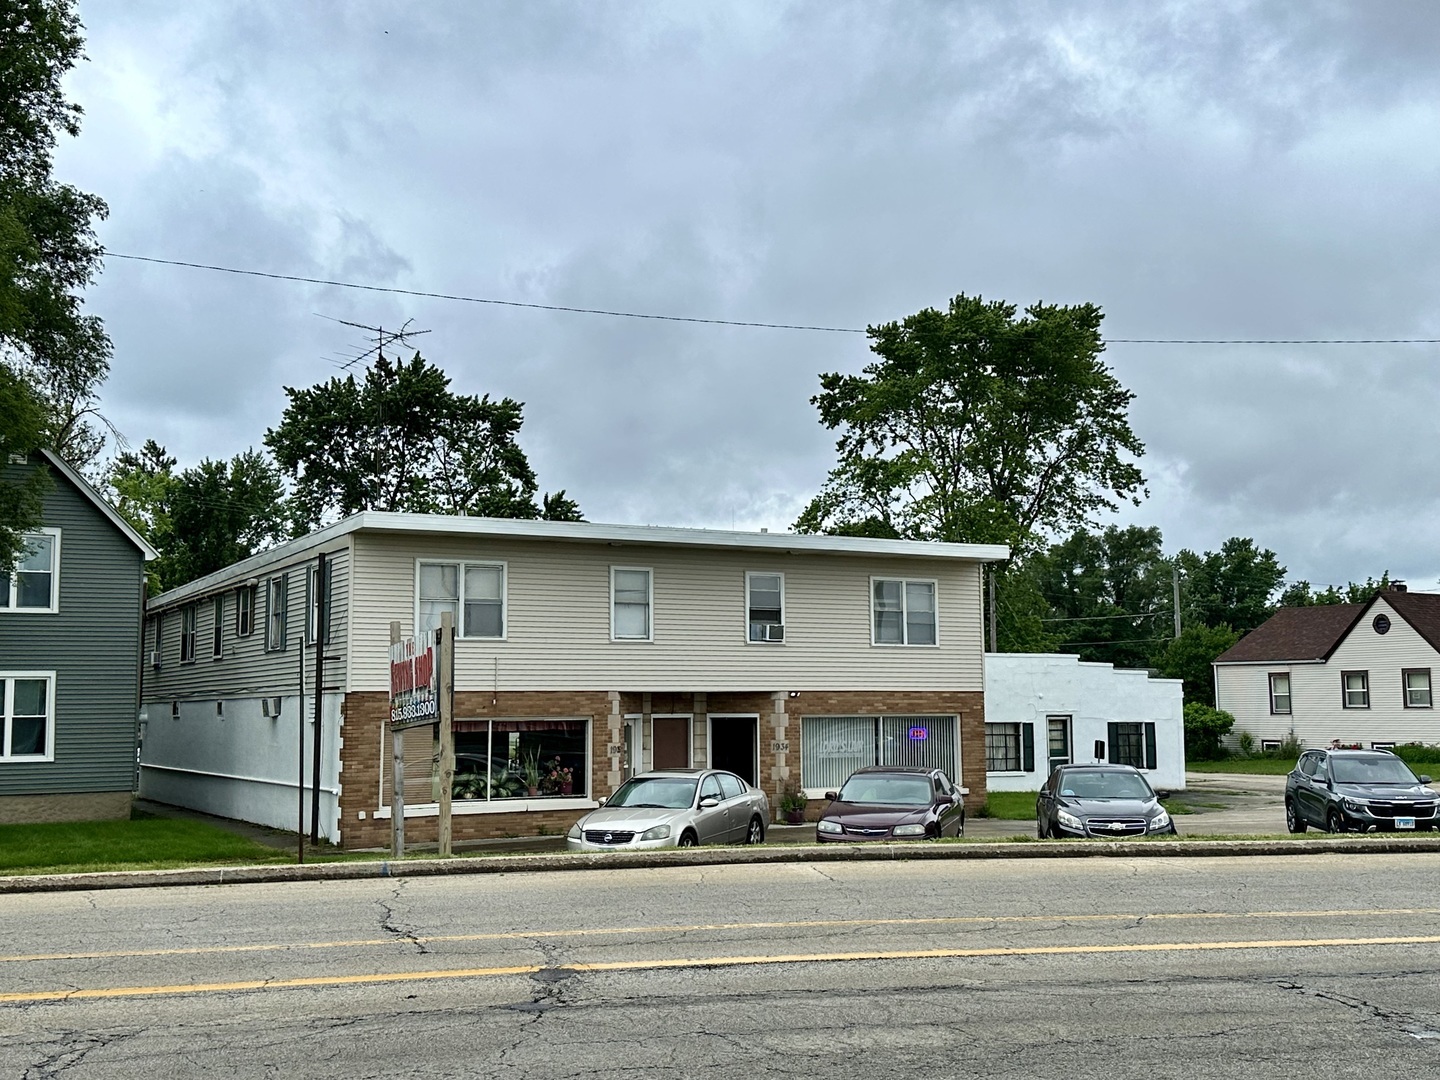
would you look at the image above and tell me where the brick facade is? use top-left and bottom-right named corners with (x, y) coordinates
top-left (337, 687), bottom-right (986, 849)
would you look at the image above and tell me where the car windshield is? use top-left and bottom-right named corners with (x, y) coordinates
top-left (1331, 757), bottom-right (1419, 785)
top-left (606, 776), bottom-right (698, 809)
top-left (837, 774), bottom-right (934, 806)
top-left (1059, 771), bottom-right (1154, 800)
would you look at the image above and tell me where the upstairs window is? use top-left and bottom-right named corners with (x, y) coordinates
top-left (211, 595), bottom-right (224, 658)
top-left (871, 578), bottom-right (937, 646)
top-left (0, 530), bottom-right (59, 612)
top-left (418, 561), bottom-right (505, 637)
top-left (611, 568), bottom-right (652, 641)
top-left (265, 575), bottom-right (288, 652)
top-left (179, 605), bottom-right (197, 663)
top-left (304, 561), bottom-right (334, 644)
top-left (235, 584), bottom-right (256, 637)
top-left (1404, 669), bottom-right (1432, 709)
top-left (1342, 670), bottom-right (1369, 709)
top-left (747, 572), bottom-right (785, 643)
top-left (1268, 672), bottom-right (1291, 715)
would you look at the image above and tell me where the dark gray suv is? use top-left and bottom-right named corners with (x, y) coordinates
top-left (1286, 748), bottom-right (1438, 833)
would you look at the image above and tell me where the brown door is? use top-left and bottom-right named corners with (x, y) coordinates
top-left (653, 717), bottom-right (689, 770)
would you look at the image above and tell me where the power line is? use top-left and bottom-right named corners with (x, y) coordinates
top-left (106, 252), bottom-right (1440, 344)
top-left (1039, 610), bottom-right (1171, 623)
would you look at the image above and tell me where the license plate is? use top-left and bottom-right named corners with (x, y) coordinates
top-left (1395, 817), bottom-right (1416, 829)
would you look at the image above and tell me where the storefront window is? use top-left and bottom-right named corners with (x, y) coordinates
top-left (452, 718), bottom-right (588, 801)
top-left (799, 715), bottom-right (957, 791)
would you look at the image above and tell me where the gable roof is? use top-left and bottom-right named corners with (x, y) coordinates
top-left (1214, 590), bottom-right (1440, 664)
top-left (37, 449), bottom-right (158, 561)
top-left (1213, 603), bottom-right (1366, 664)
top-left (148, 509), bottom-right (1010, 610)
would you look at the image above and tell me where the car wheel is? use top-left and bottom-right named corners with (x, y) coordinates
top-left (1326, 808), bottom-right (1347, 834)
top-left (1037, 816), bottom-right (1048, 839)
top-left (746, 816), bottom-right (765, 845)
top-left (678, 830), bottom-right (698, 848)
top-left (1285, 799), bottom-right (1307, 834)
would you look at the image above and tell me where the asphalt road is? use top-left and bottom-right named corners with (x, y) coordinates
top-left (5, 852), bottom-right (1440, 1078)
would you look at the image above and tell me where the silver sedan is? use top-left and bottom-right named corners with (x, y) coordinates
top-left (566, 769), bottom-right (770, 851)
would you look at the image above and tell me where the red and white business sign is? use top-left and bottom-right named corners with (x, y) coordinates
top-left (389, 631), bottom-right (438, 727)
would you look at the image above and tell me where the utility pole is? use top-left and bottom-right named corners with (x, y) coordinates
top-left (1172, 565), bottom-right (1182, 639)
top-left (987, 565), bottom-right (998, 653)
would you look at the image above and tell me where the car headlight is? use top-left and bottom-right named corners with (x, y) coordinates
top-left (816, 819), bottom-right (843, 834)
top-left (892, 823), bottom-right (927, 837)
top-left (1149, 809), bottom-right (1171, 831)
top-left (639, 824), bottom-right (671, 841)
top-left (1341, 797), bottom-right (1364, 812)
top-left (567, 822), bottom-right (582, 840)
top-left (1057, 809), bottom-right (1083, 831)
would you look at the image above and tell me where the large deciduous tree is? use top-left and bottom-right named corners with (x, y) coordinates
top-left (1175, 537), bottom-right (1286, 635)
top-left (265, 352), bottom-right (582, 527)
top-left (795, 294), bottom-right (1145, 554)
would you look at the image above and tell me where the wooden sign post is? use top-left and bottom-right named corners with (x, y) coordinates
top-left (436, 610), bottom-right (454, 857)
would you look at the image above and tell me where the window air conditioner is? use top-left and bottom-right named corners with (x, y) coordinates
top-left (761, 623), bottom-right (785, 642)
top-left (149, 650), bottom-right (161, 669)
top-left (262, 697), bottom-right (282, 718)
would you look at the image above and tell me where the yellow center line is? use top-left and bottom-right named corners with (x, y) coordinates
top-left (6, 908), bottom-right (1439, 964)
top-left (4, 934), bottom-right (1440, 1004)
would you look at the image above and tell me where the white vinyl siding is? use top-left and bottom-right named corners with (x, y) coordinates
top-left (347, 535), bottom-right (986, 693)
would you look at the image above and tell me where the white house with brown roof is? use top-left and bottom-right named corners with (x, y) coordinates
top-left (1213, 585), bottom-right (1440, 752)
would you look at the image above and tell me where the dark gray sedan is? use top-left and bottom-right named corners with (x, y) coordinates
top-left (1036, 764), bottom-right (1175, 838)
top-left (566, 769), bottom-right (770, 850)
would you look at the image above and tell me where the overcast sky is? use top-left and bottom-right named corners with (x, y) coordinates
top-left (55, 1), bottom-right (1440, 590)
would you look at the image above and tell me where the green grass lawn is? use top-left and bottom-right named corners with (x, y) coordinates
top-left (1188, 757), bottom-right (1297, 775)
top-left (977, 790), bottom-right (1037, 820)
top-left (0, 819), bottom-right (314, 875)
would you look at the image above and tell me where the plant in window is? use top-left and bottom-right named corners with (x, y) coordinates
top-left (519, 749), bottom-right (543, 796)
top-left (540, 757), bottom-right (574, 796)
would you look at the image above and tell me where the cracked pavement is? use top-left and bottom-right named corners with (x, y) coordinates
top-left (2, 854), bottom-right (1440, 1077)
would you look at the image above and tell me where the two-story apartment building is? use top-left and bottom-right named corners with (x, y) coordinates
top-left (138, 513), bottom-right (1006, 848)
top-left (1214, 585), bottom-right (1440, 752)
top-left (0, 450), bottom-right (156, 823)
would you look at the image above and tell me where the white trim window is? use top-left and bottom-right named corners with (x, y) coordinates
top-left (417, 560), bottom-right (506, 637)
top-left (1268, 672), bottom-right (1291, 715)
top-left (2, 673), bottom-right (55, 761)
top-left (746, 572), bottom-right (785, 643)
top-left (235, 583), bottom-right (256, 637)
top-left (179, 604), bottom-right (197, 663)
top-left (265, 574), bottom-right (288, 652)
top-left (871, 578), bottom-right (937, 646)
top-left (611, 567), bottom-right (652, 641)
top-left (1342, 670), bottom-right (1369, 709)
top-left (0, 529), bottom-right (60, 612)
top-left (1404, 669), bottom-right (1432, 709)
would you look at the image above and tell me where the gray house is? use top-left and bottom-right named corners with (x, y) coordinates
top-left (0, 449), bottom-right (156, 823)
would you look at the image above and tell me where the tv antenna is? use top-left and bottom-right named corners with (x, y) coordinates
top-left (314, 314), bottom-right (431, 369)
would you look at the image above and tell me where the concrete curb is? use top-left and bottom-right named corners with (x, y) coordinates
top-left (4, 835), bottom-right (1440, 894)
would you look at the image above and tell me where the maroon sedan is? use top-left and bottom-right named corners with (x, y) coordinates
top-left (815, 766), bottom-right (965, 841)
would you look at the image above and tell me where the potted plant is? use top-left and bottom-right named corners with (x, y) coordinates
top-left (541, 756), bottom-right (574, 796)
top-left (520, 749), bottom-right (542, 797)
top-left (779, 785), bottom-right (807, 825)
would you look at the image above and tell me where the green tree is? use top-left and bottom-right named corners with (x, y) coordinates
top-left (1152, 623), bottom-right (1241, 706)
top-left (0, 365), bottom-right (49, 573)
top-left (0, 0), bottom-right (114, 476)
top-left (1183, 701), bottom-right (1236, 761)
top-left (795, 294), bottom-right (1145, 554)
top-left (1176, 538), bottom-right (1285, 635)
top-left (1278, 574), bottom-right (1391, 607)
top-left (265, 352), bottom-right (581, 526)
top-left (1026, 525), bottom-right (1172, 668)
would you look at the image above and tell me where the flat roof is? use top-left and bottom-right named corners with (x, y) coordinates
top-left (148, 510), bottom-right (1009, 609)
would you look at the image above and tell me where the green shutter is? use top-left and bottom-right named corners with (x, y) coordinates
top-left (1106, 723), bottom-right (1119, 763)
top-left (1144, 722), bottom-right (1158, 771)
top-left (1021, 723), bottom-right (1035, 773)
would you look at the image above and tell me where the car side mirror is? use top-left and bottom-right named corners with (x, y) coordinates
top-left (597, 797), bottom-right (607, 807)
top-left (825, 791), bottom-right (839, 802)
top-left (699, 796), bottom-right (720, 808)
top-left (1421, 775), bottom-right (1432, 785)
top-left (1153, 790), bottom-right (1171, 801)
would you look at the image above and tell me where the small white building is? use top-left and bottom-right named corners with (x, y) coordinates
top-left (984, 653), bottom-right (1186, 792)
top-left (1214, 585), bottom-right (1440, 752)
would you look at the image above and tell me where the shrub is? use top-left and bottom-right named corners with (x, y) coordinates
top-left (1394, 742), bottom-right (1440, 765)
top-left (1183, 702), bottom-right (1236, 761)
top-left (1236, 730), bottom-right (1255, 756)
top-left (1265, 733), bottom-right (1304, 759)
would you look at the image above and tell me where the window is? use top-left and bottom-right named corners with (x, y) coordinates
top-left (1404, 669), bottom-right (1432, 709)
top-left (611, 567), bottom-right (652, 641)
top-left (1268, 672), bottom-right (1291, 715)
top-left (417, 561), bottom-right (505, 637)
top-left (211, 596), bottom-right (224, 658)
top-left (985, 722), bottom-right (1031, 772)
top-left (449, 718), bottom-right (589, 802)
top-left (265, 575), bottom-right (288, 652)
top-left (2, 674), bottom-right (54, 760)
top-left (1107, 722), bottom-right (1158, 770)
top-left (1342, 670), bottom-right (1369, 709)
top-left (1371, 741), bottom-right (1396, 751)
top-left (746, 572), bottom-right (785, 643)
top-left (0, 529), bottom-right (59, 612)
top-left (1261, 739), bottom-right (1282, 753)
top-left (236, 584), bottom-right (256, 637)
top-left (179, 605), bottom-right (197, 663)
top-left (800, 715), bottom-right (957, 791)
top-left (871, 578), bottom-right (937, 646)
top-left (151, 613), bottom-right (163, 668)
